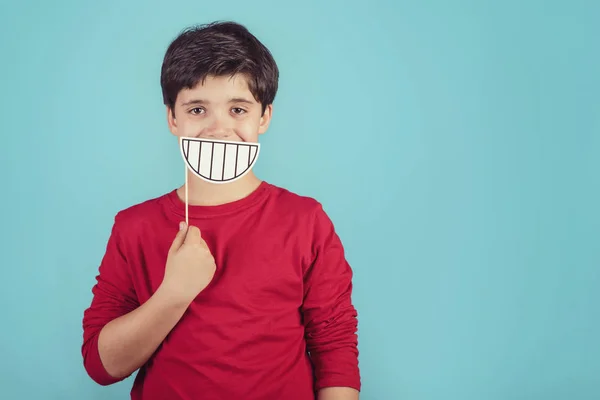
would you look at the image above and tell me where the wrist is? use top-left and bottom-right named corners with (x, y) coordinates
top-left (155, 283), bottom-right (194, 310)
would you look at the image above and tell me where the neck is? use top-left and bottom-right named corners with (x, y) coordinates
top-left (177, 170), bottom-right (263, 206)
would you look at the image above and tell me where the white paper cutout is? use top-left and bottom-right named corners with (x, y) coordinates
top-left (179, 137), bottom-right (260, 184)
top-left (179, 136), bottom-right (261, 224)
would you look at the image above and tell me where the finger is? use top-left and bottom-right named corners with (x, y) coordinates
top-left (169, 221), bottom-right (188, 253)
top-left (184, 225), bottom-right (202, 245)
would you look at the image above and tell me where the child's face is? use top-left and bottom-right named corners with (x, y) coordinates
top-left (167, 73), bottom-right (272, 143)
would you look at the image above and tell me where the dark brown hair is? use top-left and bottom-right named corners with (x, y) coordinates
top-left (160, 21), bottom-right (279, 115)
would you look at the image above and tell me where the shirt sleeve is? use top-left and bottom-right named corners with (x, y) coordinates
top-left (302, 203), bottom-right (361, 392)
top-left (81, 214), bottom-right (140, 385)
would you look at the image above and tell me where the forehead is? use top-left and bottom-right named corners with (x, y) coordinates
top-left (177, 74), bottom-right (256, 104)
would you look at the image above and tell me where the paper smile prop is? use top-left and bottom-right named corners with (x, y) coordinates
top-left (179, 136), bottom-right (261, 224)
top-left (179, 137), bottom-right (260, 184)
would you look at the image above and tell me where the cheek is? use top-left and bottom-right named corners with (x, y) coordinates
top-left (176, 116), bottom-right (205, 137)
top-left (234, 118), bottom-right (261, 141)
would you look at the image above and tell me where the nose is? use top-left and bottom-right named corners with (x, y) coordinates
top-left (200, 114), bottom-right (231, 139)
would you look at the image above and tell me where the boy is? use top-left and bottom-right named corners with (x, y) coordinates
top-left (82, 21), bottom-right (361, 400)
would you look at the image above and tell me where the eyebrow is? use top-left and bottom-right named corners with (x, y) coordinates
top-left (181, 98), bottom-right (255, 107)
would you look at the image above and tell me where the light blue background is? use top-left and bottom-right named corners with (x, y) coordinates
top-left (1, 1), bottom-right (598, 399)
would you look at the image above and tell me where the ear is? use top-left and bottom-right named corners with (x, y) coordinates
top-left (258, 104), bottom-right (273, 135)
top-left (166, 106), bottom-right (178, 136)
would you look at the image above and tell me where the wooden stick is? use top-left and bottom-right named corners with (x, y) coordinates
top-left (185, 163), bottom-right (189, 225)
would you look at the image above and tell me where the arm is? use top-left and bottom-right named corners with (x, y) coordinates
top-left (96, 285), bottom-right (189, 380)
top-left (302, 204), bottom-right (361, 398)
top-left (318, 387), bottom-right (360, 400)
top-left (82, 217), bottom-right (190, 384)
top-left (82, 219), bottom-right (214, 385)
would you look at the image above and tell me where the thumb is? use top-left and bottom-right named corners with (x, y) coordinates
top-left (169, 221), bottom-right (188, 253)
top-left (184, 225), bottom-right (202, 245)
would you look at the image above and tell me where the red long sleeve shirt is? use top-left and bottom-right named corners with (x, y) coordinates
top-left (81, 181), bottom-right (360, 399)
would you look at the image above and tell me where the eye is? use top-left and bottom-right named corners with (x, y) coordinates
top-left (231, 107), bottom-right (247, 115)
top-left (189, 107), bottom-right (205, 115)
